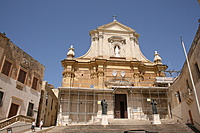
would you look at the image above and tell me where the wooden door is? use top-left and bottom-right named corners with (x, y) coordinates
top-left (114, 94), bottom-right (127, 118)
top-left (8, 103), bottom-right (19, 118)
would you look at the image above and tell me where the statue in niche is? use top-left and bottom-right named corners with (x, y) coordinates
top-left (151, 100), bottom-right (158, 114)
top-left (114, 45), bottom-right (120, 57)
top-left (101, 99), bottom-right (108, 115)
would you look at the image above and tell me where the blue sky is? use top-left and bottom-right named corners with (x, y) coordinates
top-left (0, 0), bottom-right (199, 88)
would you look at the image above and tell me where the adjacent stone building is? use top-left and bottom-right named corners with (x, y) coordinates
top-left (57, 20), bottom-right (172, 125)
top-left (36, 81), bottom-right (58, 127)
top-left (168, 23), bottom-right (200, 130)
top-left (0, 33), bottom-right (45, 120)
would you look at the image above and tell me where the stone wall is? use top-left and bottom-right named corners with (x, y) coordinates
top-left (0, 33), bottom-right (45, 120)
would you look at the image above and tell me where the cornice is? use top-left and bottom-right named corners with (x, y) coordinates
top-left (97, 20), bottom-right (135, 31)
top-left (90, 29), bottom-right (140, 38)
top-left (0, 33), bottom-right (10, 41)
top-left (89, 21), bottom-right (140, 38)
top-left (61, 58), bottom-right (156, 67)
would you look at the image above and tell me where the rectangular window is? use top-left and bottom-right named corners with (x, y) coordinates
top-left (27, 102), bottom-right (34, 117)
top-left (195, 63), bottom-right (200, 79)
top-left (186, 79), bottom-right (190, 89)
top-left (51, 99), bottom-right (53, 110)
top-left (46, 94), bottom-right (48, 106)
top-left (17, 69), bottom-right (27, 84)
top-left (1, 60), bottom-right (12, 76)
top-left (31, 77), bottom-right (38, 90)
top-left (176, 91), bottom-right (181, 103)
top-left (0, 91), bottom-right (4, 105)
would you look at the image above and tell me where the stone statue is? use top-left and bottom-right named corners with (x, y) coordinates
top-left (114, 45), bottom-right (120, 57)
top-left (151, 100), bottom-right (158, 114)
top-left (101, 99), bottom-right (108, 115)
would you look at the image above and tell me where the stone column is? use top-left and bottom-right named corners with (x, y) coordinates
top-left (56, 105), bottom-right (62, 126)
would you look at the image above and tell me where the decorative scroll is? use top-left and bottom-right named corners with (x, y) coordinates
top-left (62, 70), bottom-right (75, 78)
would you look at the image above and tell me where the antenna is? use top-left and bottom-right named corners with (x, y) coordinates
top-left (168, 61), bottom-right (172, 70)
top-left (165, 69), bottom-right (180, 77)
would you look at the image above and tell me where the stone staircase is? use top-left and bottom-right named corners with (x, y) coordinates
top-left (0, 121), bottom-right (31, 133)
top-left (45, 119), bottom-right (199, 133)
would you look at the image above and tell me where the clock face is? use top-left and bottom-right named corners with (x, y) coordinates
top-left (112, 70), bottom-right (117, 77)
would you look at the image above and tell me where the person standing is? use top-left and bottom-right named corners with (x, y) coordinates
top-left (31, 121), bottom-right (35, 132)
top-left (39, 119), bottom-right (43, 130)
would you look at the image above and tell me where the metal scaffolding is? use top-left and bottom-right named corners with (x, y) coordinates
top-left (58, 81), bottom-right (170, 124)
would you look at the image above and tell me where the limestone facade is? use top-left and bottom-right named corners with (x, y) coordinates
top-left (168, 24), bottom-right (200, 130)
top-left (36, 81), bottom-right (58, 127)
top-left (58, 20), bottom-right (170, 125)
top-left (0, 33), bottom-right (45, 120)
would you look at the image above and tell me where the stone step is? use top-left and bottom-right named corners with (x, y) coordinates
top-left (90, 119), bottom-right (178, 125)
top-left (47, 124), bottom-right (195, 133)
top-left (108, 119), bottom-right (152, 125)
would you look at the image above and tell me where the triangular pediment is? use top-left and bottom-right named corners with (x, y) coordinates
top-left (98, 21), bottom-right (135, 32)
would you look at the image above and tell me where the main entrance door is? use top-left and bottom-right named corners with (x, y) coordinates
top-left (114, 94), bottom-right (128, 118)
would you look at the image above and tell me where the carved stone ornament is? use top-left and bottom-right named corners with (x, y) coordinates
top-left (92, 36), bottom-right (99, 41)
top-left (129, 37), bottom-right (138, 43)
top-left (5, 55), bottom-right (14, 61)
top-left (97, 70), bottom-right (104, 77)
top-left (133, 73), bottom-right (140, 78)
top-left (90, 72), bottom-right (98, 79)
top-left (108, 36), bottom-right (126, 44)
top-left (62, 70), bottom-right (75, 78)
top-left (98, 35), bottom-right (104, 39)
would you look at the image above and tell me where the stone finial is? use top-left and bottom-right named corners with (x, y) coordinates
top-left (154, 51), bottom-right (162, 64)
top-left (67, 45), bottom-right (75, 59)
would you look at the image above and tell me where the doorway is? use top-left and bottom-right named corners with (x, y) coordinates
top-left (114, 94), bottom-right (128, 118)
top-left (8, 103), bottom-right (19, 118)
top-left (188, 110), bottom-right (194, 125)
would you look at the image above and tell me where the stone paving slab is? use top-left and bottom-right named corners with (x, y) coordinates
top-left (23, 127), bottom-right (54, 133)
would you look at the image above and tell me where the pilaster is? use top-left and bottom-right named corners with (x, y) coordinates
top-left (98, 34), bottom-right (103, 58)
top-left (92, 35), bottom-right (99, 57)
top-left (130, 36), bottom-right (135, 58)
top-left (61, 59), bottom-right (76, 87)
top-left (95, 59), bottom-right (106, 89)
top-left (154, 64), bottom-right (168, 77)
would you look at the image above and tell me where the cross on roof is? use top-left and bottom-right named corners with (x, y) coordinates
top-left (112, 15), bottom-right (117, 21)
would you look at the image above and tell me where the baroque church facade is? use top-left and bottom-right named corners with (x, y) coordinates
top-left (57, 20), bottom-right (171, 125)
